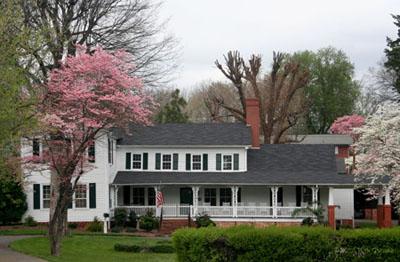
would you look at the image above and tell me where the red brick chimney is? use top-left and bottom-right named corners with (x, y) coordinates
top-left (245, 98), bottom-right (260, 148)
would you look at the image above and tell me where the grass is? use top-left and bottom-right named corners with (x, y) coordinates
top-left (10, 235), bottom-right (175, 262)
top-left (0, 228), bottom-right (47, 235)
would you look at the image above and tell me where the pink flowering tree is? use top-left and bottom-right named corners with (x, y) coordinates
top-left (330, 114), bottom-right (365, 140)
top-left (354, 103), bottom-right (400, 207)
top-left (30, 46), bottom-right (153, 256)
top-left (330, 114), bottom-right (365, 172)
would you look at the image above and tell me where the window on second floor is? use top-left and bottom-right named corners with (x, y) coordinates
top-left (223, 155), bottom-right (233, 170)
top-left (132, 154), bottom-right (142, 169)
top-left (32, 138), bottom-right (40, 156)
top-left (88, 141), bottom-right (95, 163)
top-left (192, 154), bottom-right (202, 170)
top-left (162, 154), bottom-right (172, 170)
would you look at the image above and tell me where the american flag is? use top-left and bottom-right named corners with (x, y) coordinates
top-left (156, 191), bottom-right (164, 208)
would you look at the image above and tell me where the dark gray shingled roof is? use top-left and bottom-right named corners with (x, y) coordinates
top-left (112, 144), bottom-right (355, 185)
top-left (113, 123), bottom-right (252, 146)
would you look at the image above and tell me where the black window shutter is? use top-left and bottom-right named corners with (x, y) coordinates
top-left (185, 154), bottom-right (191, 170)
top-left (33, 184), bottom-right (40, 209)
top-left (296, 186), bottom-right (302, 207)
top-left (125, 152), bottom-right (131, 169)
top-left (123, 186), bottom-right (130, 205)
top-left (89, 183), bottom-right (96, 209)
top-left (233, 154), bottom-right (239, 170)
top-left (238, 187), bottom-right (241, 203)
top-left (202, 154), bottom-right (208, 171)
top-left (143, 153), bottom-right (148, 170)
top-left (68, 183), bottom-right (73, 209)
top-left (155, 153), bottom-right (161, 170)
top-left (278, 188), bottom-right (283, 206)
top-left (216, 154), bottom-right (222, 171)
top-left (269, 190), bottom-right (272, 206)
top-left (173, 153), bottom-right (179, 170)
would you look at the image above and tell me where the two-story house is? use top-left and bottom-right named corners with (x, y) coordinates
top-left (23, 98), bottom-right (382, 229)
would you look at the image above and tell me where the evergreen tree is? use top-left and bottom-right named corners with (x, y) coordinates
top-left (384, 14), bottom-right (400, 94)
top-left (155, 89), bottom-right (189, 123)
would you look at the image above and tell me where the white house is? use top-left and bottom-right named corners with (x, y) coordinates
top-left (22, 99), bottom-right (360, 229)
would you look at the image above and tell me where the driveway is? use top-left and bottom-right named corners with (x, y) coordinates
top-left (0, 235), bottom-right (46, 262)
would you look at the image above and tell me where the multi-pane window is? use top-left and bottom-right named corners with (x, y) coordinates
top-left (162, 154), bottom-right (172, 170)
top-left (223, 155), bottom-right (232, 170)
top-left (42, 185), bottom-right (50, 208)
top-left (132, 188), bottom-right (145, 205)
top-left (148, 188), bottom-right (156, 206)
top-left (192, 155), bottom-right (202, 170)
top-left (75, 185), bottom-right (87, 208)
top-left (204, 188), bottom-right (217, 206)
top-left (303, 186), bottom-right (312, 205)
top-left (220, 188), bottom-right (232, 206)
top-left (32, 138), bottom-right (40, 156)
top-left (132, 154), bottom-right (142, 169)
top-left (88, 141), bottom-right (95, 163)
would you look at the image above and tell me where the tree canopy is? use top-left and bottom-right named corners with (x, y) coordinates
top-left (155, 89), bottom-right (189, 123)
top-left (293, 47), bottom-right (360, 134)
top-left (384, 14), bottom-right (400, 95)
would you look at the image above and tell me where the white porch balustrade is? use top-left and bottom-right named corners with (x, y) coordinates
top-left (112, 204), bottom-right (312, 219)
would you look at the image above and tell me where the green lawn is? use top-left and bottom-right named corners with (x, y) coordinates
top-left (10, 235), bottom-right (176, 262)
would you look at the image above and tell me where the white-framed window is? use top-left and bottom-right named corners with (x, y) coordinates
top-left (162, 154), bottom-right (172, 170)
top-left (42, 185), bottom-right (50, 209)
top-left (32, 138), bottom-right (40, 156)
top-left (223, 155), bottom-right (233, 170)
top-left (132, 154), bottom-right (142, 169)
top-left (75, 184), bottom-right (87, 208)
top-left (192, 154), bottom-right (202, 170)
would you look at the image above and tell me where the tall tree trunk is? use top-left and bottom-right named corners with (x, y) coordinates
top-left (49, 173), bottom-right (69, 256)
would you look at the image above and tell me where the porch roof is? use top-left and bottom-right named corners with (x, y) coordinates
top-left (112, 144), bottom-right (355, 186)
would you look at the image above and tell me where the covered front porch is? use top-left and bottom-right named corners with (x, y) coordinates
top-left (110, 185), bottom-right (343, 220)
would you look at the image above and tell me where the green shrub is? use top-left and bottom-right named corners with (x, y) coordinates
top-left (113, 208), bottom-right (127, 227)
top-left (125, 227), bottom-right (137, 233)
top-left (23, 216), bottom-right (38, 227)
top-left (149, 244), bottom-right (175, 253)
top-left (114, 243), bottom-right (141, 252)
top-left (301, 217), bottom-right (314, 226)
top-left (172, 226), bottom-right (400, 262)
top-left (195, 214), bottom-right (215, 228)
top-left (127, 210), bottom-right (138, 227)
top-left (0, 171), bottom-right (27, 225)
top-left (68, 222), bottom-right (78, 229)
top-left (139, 210), bottom-right (159, 231)
top-left (111, 226), bottom-right (123, 233)
top-left (86, 217), bottom-right (102, 232)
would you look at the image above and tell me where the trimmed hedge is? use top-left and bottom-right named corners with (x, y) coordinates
top-left (114, 243), bottom-right (175, 253)
top-left (172, 226), bottom-right (400, 262)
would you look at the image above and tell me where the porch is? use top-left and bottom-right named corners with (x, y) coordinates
top-left (111, 185), bottom-right (338, 220)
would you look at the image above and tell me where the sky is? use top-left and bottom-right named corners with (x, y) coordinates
top-left (160, 0), bottom-right (399, 91)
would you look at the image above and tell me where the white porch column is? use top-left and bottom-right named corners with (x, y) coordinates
top-left (271, 187), bottom-right (278, 218)
top-left (114, 186), bottom-right (120, 208)
top-left (231, 186), bottom-right (239, 218)
top-left (384, 187), bottom-right (391, 205)
top-left (311, 186), bottom-right (319, 209)
top-left (192, 186), bottom-right (200, 217)
top-left (328, 187), bottom-right (334, 206)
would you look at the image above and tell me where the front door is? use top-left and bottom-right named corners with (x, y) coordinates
top-left (180, 187), bottom-right (193, 216)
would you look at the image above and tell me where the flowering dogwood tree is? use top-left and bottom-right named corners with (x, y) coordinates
top-left (31, 46), bottom-right (153, 256)
top-left (330, 114), bottom-right (365, 172)
top-left (330, 114), bottom-right (365, 140)
top-left (354, 103), bottom-right (400, 205)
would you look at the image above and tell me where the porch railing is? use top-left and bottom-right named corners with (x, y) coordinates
top-left (113, 205), bottom-right (313, 219)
